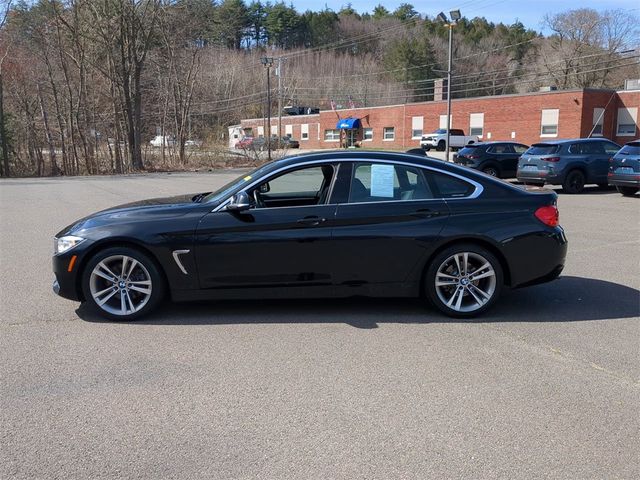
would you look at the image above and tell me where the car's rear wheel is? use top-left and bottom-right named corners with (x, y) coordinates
top-left (562, 170), bottom-right (586, 194)
top-left (425, 244), bottom-right (503, 318)
top-left (81, 247), bottom-right (165, 321)
top-left (437, 140), bottom-right (446, 151)
top-left (482, 165), bottom-right (499, 177)
top-left (617, 186), bottom-right (639, 196)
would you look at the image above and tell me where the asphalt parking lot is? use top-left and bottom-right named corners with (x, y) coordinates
top-left (1, 170), bottom-right (639, 479)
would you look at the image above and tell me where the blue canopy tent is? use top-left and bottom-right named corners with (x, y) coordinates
top-left (336, 117), bottom-right (361, 147)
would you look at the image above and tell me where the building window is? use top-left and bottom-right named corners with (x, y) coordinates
top-left (383, 127), bottom-right (395, 141)
top-left (411, 116), bottom-right (423, 139)
top-left (257, 126), bottom-right (264, 137)
top-left (439, 114), bottom-right (451, 129)
top-left (469, 113), bottom-right (484, 137)
top-left (301, 124), bottom-right (309, 140)
top-left (324, 129), bottom-right (340, 141)
top-left (285, 124), bottom-right (293, 138)
top-left (540, 109), bottom-right (559, 136)
top-left (617, 107), bottom-right (638, 136)
top-left (363, 128), bottom-right (373, 141)
top-left (270, 125), bottom-right (277, 136)
top-left (592, 108), bottom-right (604, 136)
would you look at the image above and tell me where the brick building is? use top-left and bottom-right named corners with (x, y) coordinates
top-left (237, 87), bottom-right (640, 150)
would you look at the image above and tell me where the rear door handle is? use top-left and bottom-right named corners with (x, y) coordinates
top-left (297, 216), bottom-right (327, 227)
top-left (414, 208), bottom-right (442, 218)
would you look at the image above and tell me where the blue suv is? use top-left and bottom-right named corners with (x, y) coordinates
top-left (517, 138), bottom-right (620, 194)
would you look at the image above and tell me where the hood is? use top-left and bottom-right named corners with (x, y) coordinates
top-left (56, 193), bottom-right (206, 237)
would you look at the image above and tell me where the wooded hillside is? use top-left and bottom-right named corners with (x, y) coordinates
top-left (0, 1), bottom-right (637, 176)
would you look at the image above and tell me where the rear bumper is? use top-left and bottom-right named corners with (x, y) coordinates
top-left (607, 174), bottom-right (640, 187)
top-left (503, 227), bottom-right (568, 288)
top-left (517, 170), bottom-right (563, 185)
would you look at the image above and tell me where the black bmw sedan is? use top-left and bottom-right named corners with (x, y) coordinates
top-left (53, 151), bottom-right (567, 320)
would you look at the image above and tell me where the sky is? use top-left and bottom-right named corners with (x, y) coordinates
top-left (293, 0), bottom-right (640, 33)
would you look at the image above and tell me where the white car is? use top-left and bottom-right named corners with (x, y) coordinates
top-left (420, 129), bottom-right (478, 151)
top-left (150, 135), bottom-right (176, 147)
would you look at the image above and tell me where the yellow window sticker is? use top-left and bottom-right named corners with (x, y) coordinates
top-left (243, 175), bottom-right (252, 181)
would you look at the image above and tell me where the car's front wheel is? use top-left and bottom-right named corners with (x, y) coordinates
top-left (617, 186), bottom-right (638, 196)
top-left (81, 247), bottom-right (165, 321)
top-left (425, 244), bottom-right (503, 318)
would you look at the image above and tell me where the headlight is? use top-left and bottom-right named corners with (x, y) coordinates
top-left (55, 235), bottom-right (85, 254)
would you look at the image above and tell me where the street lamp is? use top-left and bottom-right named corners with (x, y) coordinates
top-left (261, 57), bottom-right (274, 161)
top-left (437, 10), bottom-right (461, 162)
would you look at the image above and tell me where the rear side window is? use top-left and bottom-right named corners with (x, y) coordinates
top-left (569, 142), bottom-right (604, 154)
top-left (349, 163), bottom-right (434, 203)
top-left (513, 144), bottom-right (528, 154)
top-left (487, 144), bottom-right (512, 154)
top-left (451, 129), bottom-right (465, 136)
top-left (527, 144), bottom-right (560, 155)
top-left (619, 143), bottom-right (640, 155)
top-left (429, 172), bottom-right (475, 198)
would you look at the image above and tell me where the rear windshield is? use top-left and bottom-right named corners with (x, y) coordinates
top-left (459, 145), bottom-right (481, 154)
top-left (526, 144), bottom-right (560, 155)
top-left (619, 143), bottom-right (640, 155)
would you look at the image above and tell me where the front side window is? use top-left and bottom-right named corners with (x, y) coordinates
top-left (349, 163), bottom-right (433, 203)
top-left (383, 127), bottom-right (395, 140)
top-left (251, 165), bottom-right (335, 209)
top-left (600, 141), bottom-right (620, 155)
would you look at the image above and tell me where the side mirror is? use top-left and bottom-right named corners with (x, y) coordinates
top-left (226, 191), bottom-right (251, 212)
top-left (259, 182), bottom-right (270, 193)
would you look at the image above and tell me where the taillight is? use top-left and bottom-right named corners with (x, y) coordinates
top-left (468, 154), bottom-right (479, 159)
top-left (543, 157), bottom-right (560, 162)
top-left (534, 205), bottom-right (559, 227)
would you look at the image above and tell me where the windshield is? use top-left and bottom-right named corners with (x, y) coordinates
top-left (432, 129), bottom-right (447, 134)
top-left (202, 163), bottom-right (273, 203)
top-left (527, 144), bottom-right (560, 155)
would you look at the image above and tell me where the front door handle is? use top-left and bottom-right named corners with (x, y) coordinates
top-left (297, 216), bottom-right (327, 227)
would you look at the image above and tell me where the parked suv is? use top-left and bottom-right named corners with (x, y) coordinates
top-left (608, 141), bottom-right (640, 196)
top-left (420, 129), bottom-right (478, 151)
top-left (517, 138), bottom-right (620, 194)
top-left (454, 142), bottom-right (529, 178)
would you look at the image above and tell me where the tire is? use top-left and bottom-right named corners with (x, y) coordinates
top-left (482, 165), bottom-right (500, 177)
top-left (422, 146), bottom-right (431, 152)
top-left (437, 140), bottom-right (446, 152)
top-left (425, 244), bottom-right (504, 318)
top-left (81, 246), bottom-right (165, 321)
top-left (562, 170), bottom-right (586, 194)
top-left (617, 186), bottom-right (639, 196)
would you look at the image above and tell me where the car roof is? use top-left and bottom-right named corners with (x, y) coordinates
top-left (256, 150), bottom-right (494, 180)
top-left (464, 141), bottom-right (524, 146)
top-left (533, 138), bottom-right (617, 145)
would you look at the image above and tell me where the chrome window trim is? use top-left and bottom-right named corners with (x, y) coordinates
top-left (212, 156), bottom-right (484, 212)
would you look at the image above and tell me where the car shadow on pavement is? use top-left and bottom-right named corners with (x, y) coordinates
top-left (77, 276), bottom-right (640, 329)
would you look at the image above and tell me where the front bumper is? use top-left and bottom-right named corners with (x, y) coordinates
top-left (52, 248), bottom-right (89, 301)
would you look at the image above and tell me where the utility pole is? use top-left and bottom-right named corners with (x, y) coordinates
top-left (261, 57), bottom-right (274, 161)
top-left (276, 57), bottom-right (285, 142)
top-left (438, 10), bottom-right (461, 162)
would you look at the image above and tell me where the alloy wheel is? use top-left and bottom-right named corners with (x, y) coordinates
top-left (89, 254), bottom-right (153, 316)
top-left (434, 252), bottom-right (497, 313)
